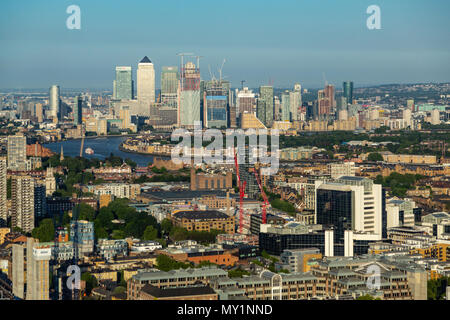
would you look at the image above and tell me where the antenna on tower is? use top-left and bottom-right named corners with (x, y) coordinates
top-left (241, 80), bottom-right (246, 90)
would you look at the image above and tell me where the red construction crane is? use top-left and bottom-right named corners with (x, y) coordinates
top-left (252, 166), bottom-right (269, 224)
top-left (234, 148), bottom-right (246, 234)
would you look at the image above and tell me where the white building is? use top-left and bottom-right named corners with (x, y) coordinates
top-left (315, 176), bottom-right (383, 238)
top-left (137, 56), bottom-right (155, 105)
top-left (49, 85), bottom-right (60, 121)
top-left (386, 198), bottom-right (416, 229)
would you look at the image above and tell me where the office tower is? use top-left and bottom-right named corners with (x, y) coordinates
top-left (34, 183), bottom-right (47, 220)
top-left (7, 134), bottom-right (27, 171)
top-left (281, 91), bottom-right (290, 121)
top-left (315, 176), bottom-right (383, 255)
top-left (45, 167), bottom-right (56, 196)
top-left (49, 85), bottom-right (60, 122)
top-left (70, 220), bottom-right (94, 258)
top-left (11, 175), bottom-right (35, 233)
top-left (34, 103), bottom-right (43, 123)
top-left (203, 80), bottom-right (228, 128)
top-left (236, 87), bottom-right (256, 117)
top-left (73, 96), bottom-right (83, 126)
top-left (259, 86), bottom-right (274, 127)
top-left (137, 56), bottom-right (155, 104)
top-left (161, 66), bottom-right (179, 107)
top-left (114, 66), bottom-right (133, 100)
top-left (289, 83), bottom-right (302, 121)
top-left (343, 81), bottom-right (354, 105)
top-left (0, 158), bottom-right (6, 226)
top-left (178, 61), bottom-right (201, 128)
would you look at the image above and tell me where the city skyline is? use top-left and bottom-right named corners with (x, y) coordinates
top-left (0, 0), bottom-right (449, 89)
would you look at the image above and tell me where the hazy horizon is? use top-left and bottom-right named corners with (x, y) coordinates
top-left (1, 0), bottom-right (449, 90)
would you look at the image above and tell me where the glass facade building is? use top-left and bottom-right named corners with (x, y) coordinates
top-left (259, 86), bottom-right (274, 127)
top-left (161, 66), bottom-right (179, 107)
top-left (114, 66), bottom-right (133, 100)
top-left (73, 96), bottom-right (82, 126)
top-left (343, 81), bottom-right (353, 105)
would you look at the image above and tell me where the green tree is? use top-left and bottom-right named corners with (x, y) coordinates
top-left (81, 272), bottom-right (98, 295)
top-left (31, 219), bottom-right (55, 242)
top-left (95, 227), bottom-right (109, 240)
top-left (111, 230), bottom-right (126, 240)
top-left (228, 268), bottom-right (251, 278)
top-left (368, 152), bottom-right (384, 162)
top-left (75, 203), bottom-right (95, 221)
top-left (143, 225), bottom-right (158, 241)
top-left (160, 219), bottom-right (173, 235)
top-left (156, 254), bottom-right (191, 271)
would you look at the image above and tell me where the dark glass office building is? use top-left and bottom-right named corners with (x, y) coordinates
top-left (343, 81), bottom-right (354, 105)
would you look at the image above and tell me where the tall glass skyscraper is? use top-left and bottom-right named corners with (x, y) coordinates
top-left (73, 96), bottom-right (82, 126)
top-left (203, 80), bottom-right (228, 128)
top-left (161, 66), bottom-right (179, 107)
top-left (259, 86), bottom-right (274, 127)
top-left (114, 66), bottom-right (133, 100)
top-left (343, 81), bottom-right (354, 105)
top-left (178, 62), bottom-right (200, 128)
top-left (281, 90), bottom-right (291, 121)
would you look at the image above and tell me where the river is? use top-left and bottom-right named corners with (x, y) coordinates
top-left (44, 136), bottom-right (159, 166)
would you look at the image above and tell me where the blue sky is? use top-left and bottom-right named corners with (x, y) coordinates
top-left (0, 0), bottom-right (449, 89)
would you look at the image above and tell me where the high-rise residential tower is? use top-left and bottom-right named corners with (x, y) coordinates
top-left (113, 66), bottom-right (133, 100)
top-left (137, 56), bottom-right (155, 104)
top-left (49, 85), bottom-right (60, 122)
top-left (11, 175), bottom-right (35, 233)
top-left (0, 157), bottom-right (7, 226)
top-left (259, 86), bottom-right (274, 127)
top-left (7, 134), bottom-right (27, 171)
top-left (289, 83), bottom-right (302, 121)
top-left (281, 90), bottom-right (291, 121)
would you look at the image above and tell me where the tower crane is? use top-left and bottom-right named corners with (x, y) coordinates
top-left (234, 148), bottom-right (246, 234)
top-left (251, 165), bottom-right (269, 224)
